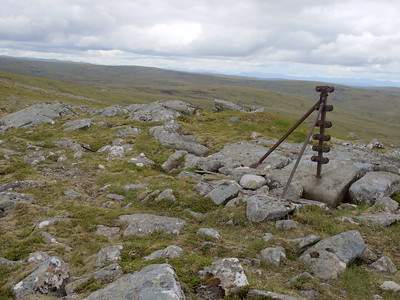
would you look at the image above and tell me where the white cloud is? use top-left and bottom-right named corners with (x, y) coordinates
top-left (0, 0), bottom-right (399, 82)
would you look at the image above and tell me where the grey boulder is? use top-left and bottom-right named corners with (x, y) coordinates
top-left (0, 103), bottom-right (73, 130)
top-left (355, 213), bottom-right (400, 227)
top-left (13, 256), bottom-right (69, 299)
top-left (85, 263), bottom-right (185, 300)
top-left (300, 230), bottom-right (366, 280)
top-left (207, 181), bottom-right (241, 205)
top-left (246, 195), bottom-right (296, 222)
top-left (144, 245), bottom-right (183, 261)
top-left (247, 289), bottom-right (305, 300)
top-left (239, 174), bottom-right (266, 190)
top-left (199, 258), bottom-right (248, 296)
top-left (63, 118), bottom-right (92, 131)
top-left (96, 245), bottom-right (123, 268)
top-left (119, 213), bottom-right (185, 236)
top-left (260, 246), bottom-right (286, 266)
top-left (370, 256), bottom-right (397, 273)
top-left (349, 171), bottom-right (400, 205)
top-left (150, 123), bottom-right (209, 156)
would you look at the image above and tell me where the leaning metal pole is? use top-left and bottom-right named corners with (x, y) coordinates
top-left (251, 99), bottom-right (322, 168)
top-left (281, 101), bottom-right (324, 198)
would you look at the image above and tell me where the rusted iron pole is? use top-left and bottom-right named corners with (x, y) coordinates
top-left (311, 86), bottom-right (334, 178)
top-left (281, 101), bottom-right (324, 198)
top-left (251, 99), bottom-right (322, 168)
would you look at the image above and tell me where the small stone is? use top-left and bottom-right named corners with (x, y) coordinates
top-left (287, 235), bottom-right (321, 254)
top-left (337, 203), bottom-right (357, 210)
top-left (144, 245), bottom-right (183, 260)
top-left (123, 183), bottom-right (147, 191)
top-left (106, 193), bottom-right (125, 201)
top-left (197, 228), bottom-right (221, 240)
top-left (380, 281), bottom-right (400, 292)
top-left (260, 246), bottom-right (286, 266)
top-left (128, 153), bottom-right (155, 167)
top-left (63, 189), bottom-right (81, 199)
top-left (374, 196), bottom-right (399, 212)
top-left (263, 233), bottom-right (273, 242)
top-left (119, 213), bottom-right (185, 236)
top-left (98, 164), bottom-right (105, 170)
top-left (207, 181), bottom-right (241, 205)
top-left (275, 219), bottom-right (299, 230)
top-left (372, 295), bottom-right (383, 300)
top-left (370, 256), bottom-right (397, 273)
top-left (96, 245), bottom-right (123, 268)
top-left (239, 174), bottom-right (266, 190)
top-left (199, 258), bottom-right (248, 295)
top-left (155, 189), bottom-right (176, 202)
top-left (161, 150), bottom-right (187, 172)
top-left (63, 118), bottom-right (92, 131)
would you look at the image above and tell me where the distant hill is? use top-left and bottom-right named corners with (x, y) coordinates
top-left (0, 55), bottom-right (399, 144)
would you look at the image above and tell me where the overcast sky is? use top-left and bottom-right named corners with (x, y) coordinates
top-left (1, 0), bottom-right (399, 85)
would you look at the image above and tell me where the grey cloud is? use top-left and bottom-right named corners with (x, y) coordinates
top-left (0, 0), bottom-right (399, 80)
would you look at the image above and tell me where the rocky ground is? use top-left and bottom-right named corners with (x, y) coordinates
top-left (0, 100), bottom-right (400, 300)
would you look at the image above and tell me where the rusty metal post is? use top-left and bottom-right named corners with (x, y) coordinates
top-left (251, 99), bottom-right (322, 168)
top-left (311, 86), bottom-right (334, 178)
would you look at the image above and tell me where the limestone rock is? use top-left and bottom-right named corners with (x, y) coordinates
top-left (380, 281), bottom-right (400, 292)
top-left (373, 196), bottom-right (399, 212)
top-left (97, 105), bottom-right (128, 117)
top-left (96, 245), bottom-right (123, 268)
top-left (63, 118), bottom-right (92, 131)
top-left (116, 126), bottom-right (140, 138)
top-left (275, 220), bottom-right (299, 230)
top-left (207, 181), bottom-right (241, 205)
top-left (287, 235), bottom-right (321, 254)
top-left (199, 258), bottom-right (248, 295)
top-left (349, 171), bottom-right (400, 205)
top-left (144, 245), bottom-right (183, 260)
top-left (119, 213), bottom-right (185, 236)
top-left (260, 246), bottom-right (286, 266)
top-left (128, 101), bottom-right (195, 122)
top-left (214, 99), bottom-right (246, 112)
top-left (370, 256), bottom-right (397, 273)
top-left (150, 123), bottom-right (209, 156)
top-left (355, 213), bottom-right (400, 227)
top-left (85, 264), bottom-right (185, 300)
top-left (239, 174), bottom-right (266, 190)
top-left (0, 103), bottom-right (73, 130)
top-left (300, 230), bottom-right (366, 280)
top-left (246, 195), bottom-right (296, 222)
top-left (13, 256), bottom-right (69, 299)
top-left (129, 153), bottom-right (155, 167)
top-left (155, 189), bottom-right (176, 203)
top-left (162, 150), bottom-right (187, 171)
top-left (247, 289), bottom-right (305, 300)
top-left (197, 228), bottom-right (221, 240)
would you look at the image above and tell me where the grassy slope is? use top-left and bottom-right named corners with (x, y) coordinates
top-left (0, 56), bottom-right (399, 144)
top-left (0, 110), bottom-right (399, 300)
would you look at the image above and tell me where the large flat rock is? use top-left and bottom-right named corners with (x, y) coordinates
top-left (85, 264), bottom-right (185, 300)
top-left (349, 171), bottom-right (400, 205)
top-left (246, 194), bottom-right (296, 222)
top-left (150, 123), bottom-right (208, 156)
top-left (0, 103), bottom-right (73, 130)
top-left (119, 213), bottom-right (185, 236)
top-left (300, 230), bottom-right (366, 280)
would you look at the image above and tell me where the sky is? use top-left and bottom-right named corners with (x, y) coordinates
top-left (1, 0), bottom-right (400, 86)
